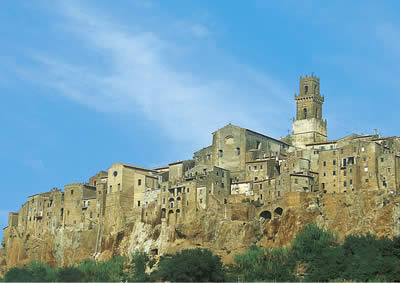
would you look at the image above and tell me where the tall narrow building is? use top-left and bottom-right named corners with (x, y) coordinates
top-left (292, 74), bottom-right (327, 148)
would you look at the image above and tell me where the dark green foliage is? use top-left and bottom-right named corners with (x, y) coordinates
top-left (57, 266), bottom-right (84, 282)
top-left (128, 251), bottom-right (151, 282)
top-left (153, 248), bottom-right (226, 282)
top-left (27, 261), bottom-right (57, 282)
top-left (231, 246), bottom-right (296, 282)
top-left (77, 256), bottom-right (127, 282)
top-left (3, 267), bottom-right (33, 282)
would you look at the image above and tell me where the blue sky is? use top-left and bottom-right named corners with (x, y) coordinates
top-left (1, 0), bottom-right (399, 237)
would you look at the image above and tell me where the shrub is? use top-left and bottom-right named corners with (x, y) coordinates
top-left (153, 248), bottom-right (226, 282)
top-left (57, 266), bottom-right (84, 282)
top-left (3, 267), bottom-right (33, 282)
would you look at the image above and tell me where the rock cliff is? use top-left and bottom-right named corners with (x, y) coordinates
top-left (1, 190), bottom-right (400, 277)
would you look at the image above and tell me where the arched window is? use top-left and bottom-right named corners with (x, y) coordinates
top-left (303, 108), bottom-right (307, 119)
top-left (305, 85), bottom-right (308, 94)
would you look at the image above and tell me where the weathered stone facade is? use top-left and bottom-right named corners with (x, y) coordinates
top-left (1, 75), bottom-right (400, 276)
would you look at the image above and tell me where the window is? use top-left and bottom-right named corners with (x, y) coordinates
top-left (162, 198), bottom-right (165, 204)
top-left (354, 147), bottom-right (357, 153)
top-left (295, 178), bottom-right (298, 184)
top-left (350, 179), bottom-right (353, 185)
top-left (200, 198), bottom-right (203, 204)
top-left (248, 166), bottom-right (251, 171)
top-left (254, 165), bottom-right (257, 170)
top-left (90, 212), bottom-right (93, 218)
top-left (219, 150), bottom-right (223, 157)
top-left (256, 141), bottom-right (261, 150)
top-left (381, 158), bottom-right (384, 162)
top-left (365, 179), bottom-right (369, 183)
top-left (163, 186), bottom-right (166, 192)
top-left (207, 154), bottom-right (211, 160)
top-left (323, 161), bottom-right (326, 166)
top-left (361, 147), bottom-right (365, 152)
top-left (254, 177), bottom-right (258, 181)
top-left (113, 171), bottom-right (118, 177)
top-left (137, 201), bottom-right (140, 207)
top-left (350, 168), bottom-right (353, 173)
top-left (341, 149), bottom-right (344, 154)
top-left (333, 160), bottom-right (336, 165)
top-left (333, 171), bottom-right (336, 176)
top-left (305, 85), bottom-right (308, 94)
top-left (221, 183), bottom-right (224, 188)
top-left (363, 157), bottom-right (367, 162)
top-left (323, 172), bottom-right (326, 177)
top-left (222, 171), bottom-right (224, 177)
top-left (303, 108), bottom-right (307, 118)
top-left (344, 171), bottom-right (347, 176)
top-left (118, 183), bottom-right (120, 192)
top-left (71, 190), bottom-right (74, 195)
top-left (109, 185), bottom-right (112, 193)
top-left (138, 179), bottom-right (142, 186)
top-left (344, 181), bottom-right (347, 187)
top-left (364, 167), bottom-right (368, 172)
top-left (277, 191), bottom-right (281, 197)
top-left (260, 184), bottom-right (263, 190)
top-left (187, 188), bottom-right (190, 193)
top-left (236, 148), bottom-right (240, 155)
top-left (260, 165), bottom-right (263, 169)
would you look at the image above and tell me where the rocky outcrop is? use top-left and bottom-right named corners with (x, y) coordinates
top-left (1, 191), bottom-right (400, 276)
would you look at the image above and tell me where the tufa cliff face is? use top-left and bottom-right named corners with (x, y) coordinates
top-left (1, 190), bottom-right (400, 276)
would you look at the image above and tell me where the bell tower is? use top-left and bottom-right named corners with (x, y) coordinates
top-left (292, 74), bottom-right (327, 148)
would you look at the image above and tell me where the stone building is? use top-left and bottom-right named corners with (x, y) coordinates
top-left (2, 74), bottom-right (400, 263)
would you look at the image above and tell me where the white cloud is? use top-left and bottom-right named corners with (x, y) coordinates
top-left (17, 1), bottom-right (292, 147)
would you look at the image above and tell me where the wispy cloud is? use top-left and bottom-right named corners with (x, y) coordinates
top-left (15, 1), bottom-right (292, 147)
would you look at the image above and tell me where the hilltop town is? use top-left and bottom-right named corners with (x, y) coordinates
top-left (1, 75), bottom-right (400, 272)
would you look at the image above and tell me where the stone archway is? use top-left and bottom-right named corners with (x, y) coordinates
top-left (260, 210), bottom-right (272, 220)
top-left (274, 207), bottom-right (283, 216)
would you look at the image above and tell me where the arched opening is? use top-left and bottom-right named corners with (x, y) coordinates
top-left (274, 207), bottom-right (283, 216)
top-left (303, 108), bottom-right (307, 119)
top-left (169, 197), bottom-right (174, 202)
top-left (305, 85), bottom-right (308, 94)
top-left (176, 209), bottom-right (180, 214)
top-left (260, 210), bottom-right (272, 220)
top-left (168, 210), bottom-right (174, 214)
top-left (161, 208), bottom-right (166, 218)
top-left (177, 196), bottom-right (181, 201)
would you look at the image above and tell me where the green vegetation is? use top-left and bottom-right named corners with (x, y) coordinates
top-left (2, 224), bottom-right (400, 282)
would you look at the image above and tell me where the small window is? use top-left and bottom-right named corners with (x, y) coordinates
top-left (350, 179), bottom-right (353, 185)
top-left (363, 157), bottom-right (367, 162)
top-left (344, 171), bottom-right (347, 176)
top-left (295, 178), bottom-right (298, 184)
top-left (305, 85), bottom-right (308, 94)
top-left (365, 179), bottom-right (369, 183)
top-left (222, 171), bottom-right (224, 177)
top-left (137, 201), bottom-right (141, 207)
top-left (163, 186), bottom-right (166, 192)
top-left (200, 198), bottom-right (203, 204)
top-left (333, 160), bottom-right (336, 165)
top-left (90, 212), bottom-right (93, 218)
top-left (219, 150), bottom-right (223, 158)
top-left (187, 188), bottom-right (190, 193)
top-left (323, 172), bottom-right (326, 177)
top-left (321, 183), bottom-right (325, 189)
top-left (381, 158), bottom-right (384, 162)
top-left (260, 184), bottom-right (263, 190)
top-left (109, 185), bottom-right (112, 193)
top-left (333, 171), bottom-right (336, 176)
top-left (118, 183), bottom-right (121, 192)
top-left (364, 167), bottom-right (368, 172)
top-left (71, 190), bottom-right (74, 195)
top-left (221, 183), bottom-right (225, 188)
top-left (361, 147), bottom-right (365, 152)
top-left (113, 171), bottom-right (118, 177)
top-left (350, 168), bottom-right (353, 173)
top-left (254, 165), bottom-right (257, 170)
top-left (344, 181), bottom-right (347, 187)
top-left (354, 147), bottom-right (357, 153)
top-left (256, 141), bottom-right (261, 150)
top-left (341, 149), bottom-right (344, 154)
top-left (236, 148), bottom-right (240, 155)
top-left (323, 161), bottom-right (326, 166)
top-left (162, 198), bottom-right (165, 204)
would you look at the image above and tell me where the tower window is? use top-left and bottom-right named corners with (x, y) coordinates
top-left (219, 150), bottom-right (223, 157)
top-left (303, 108), bottom-right (307, 119)
top-left (236, 147), bottom-right (240, 155)
top-left (305, 85), bottom-right (308, 94)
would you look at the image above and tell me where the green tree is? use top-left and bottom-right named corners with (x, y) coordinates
top-left (3, 267), bottom-right (33, 282)
top-left (57, 266), bottom-right (84, 282)
top-left (128, 251), bottom-right (151, 282)
top-left (27, 261), bottom-right (57, 282)
top-left (231, 246), bottom-right (296, 282)
top-left (153, 248), bottom-right (226, 282)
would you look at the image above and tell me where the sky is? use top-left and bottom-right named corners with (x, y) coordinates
top-left (1, 0), bottom-right (400, 238)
